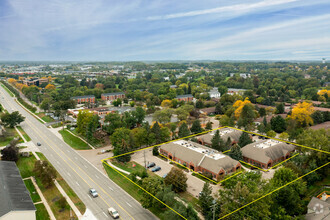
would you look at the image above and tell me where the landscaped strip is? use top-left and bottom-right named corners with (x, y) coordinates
top-left (35, 203), bottom-right (51, 220)
top-left (36, 112), bottom-right (55, 123)
top-left (17, 126), bottom-right (32, 142)
top-left (58, 129), bottom-right (91, 150)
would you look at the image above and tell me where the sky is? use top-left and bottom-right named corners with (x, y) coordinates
top-left (0, 0), bottom-right (330, 61)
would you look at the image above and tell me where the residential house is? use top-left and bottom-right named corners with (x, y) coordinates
top-left (241, 139), bottom-right (295, 169)
top-left (197, 128), bottom-right (242, 146)
top-left (101, 92), bottom-right (125, 102)
top-left (71, 95), bottom-right (95, 104)
top-left (0, 161), bottom-right (36, 220)
top-left (208, 87), bottom-right (221, 98)
top-left (176, 94), bottom-right (193, 102)
top-left (227, 88), bottom-right (247, 95)
top-left (159, 140), bottom-right (241, 180)
top-left (305, 192), bottom-right (330, 220)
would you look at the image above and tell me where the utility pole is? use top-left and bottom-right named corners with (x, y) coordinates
top-left (212, 200), bottom-right (216, 220)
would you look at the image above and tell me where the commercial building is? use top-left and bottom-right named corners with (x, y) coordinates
top-left (176, 94), bottom-right (193, 102)
top-left (23, 77), bottom-right (49, 86)
top-left (197, 128), bottom-right (242, 146)
top-left (101, 92), bottom-right (125, 101)
top-left (71, 95), bottom-right (95, 104)
top-left (160, 140), bottom-right (241, 180)
top-left (0, 161), bottom-right (36, 220)
top-left (241, 139), bottom-right (295, 169)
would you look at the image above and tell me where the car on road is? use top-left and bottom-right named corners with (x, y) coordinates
top-left (108, 207), bottom-right (119, 219)
top-left (146, 162), bottom-right (155, 168)
top-left (152, 166), bottom-right (161, 172)
top-left (37, 142), bottom-right (41, 146)
top-left (89, 188), bottom-right (98, 197)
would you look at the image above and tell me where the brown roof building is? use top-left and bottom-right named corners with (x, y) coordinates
top-left (197, 128), bottom-right (242, 146)
top-left (160, 140), bottom-right (241, 180)
top-left (241, 139), bottom-right (295, 169)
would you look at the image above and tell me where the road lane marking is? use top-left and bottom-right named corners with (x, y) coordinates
top-left (1, 93), bottom-right (136, 220)
top-left (103, 212), bottom-right (107, 217)
top-left (95, 175), bottom-right (99, 179)
top-left (56, 161), bottom-right (60, 164)
top-left (76, 182), bottom-right (80, 186)
top-left (109, 187), bottom-right (113, 191)
top-left (67, 172), bottom-right (71, 177)
top-left (126, 202), bottom-right (132, 207)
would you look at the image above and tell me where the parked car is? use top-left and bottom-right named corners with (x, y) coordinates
top-left (89, 188), bottom-right (98, 197)
top-left (162, 173), bottom-right (168, 178)
top-left (37, 142), bottom-right (41, 146)
top-left (146, 162), bottom-right (155, 168)
top-left (108, 207), bottom-right (119, 219)
top-left (152, 166), bottom-right (161, 172)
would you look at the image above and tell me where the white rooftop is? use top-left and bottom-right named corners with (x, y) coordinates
top-left (173, 140), bottom-right (225, 160)
top-left (254, 139), bottom-right (281, 149)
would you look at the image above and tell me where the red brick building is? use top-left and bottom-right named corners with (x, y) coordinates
top-left (71, 95), bottom-right (95, 104)
top-left (101, 92), bottom-right (125, 101)
top-left (176, 94), bottom-right (193, 102)
top-left (241, 139), bottom-right (295, 169)
top-left (160, 140), bottom-right (241, 180)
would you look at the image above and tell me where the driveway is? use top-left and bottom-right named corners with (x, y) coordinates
top-left (132, 149), bottom-right (219, 197)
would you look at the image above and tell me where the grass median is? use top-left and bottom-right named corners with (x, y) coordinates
top-left (58, 129), bottom-right (91, 150)
top-left (17, 126), bottom-right (32, 142)
top-left (35, 203), bottom-right (50, 220)
top-left (36, 112), bottom-right (55, 123)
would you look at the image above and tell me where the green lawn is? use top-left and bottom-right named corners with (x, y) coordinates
top-left (51, 123), bottom-right (62, 128)
top-left (24, 178), bottom-right (41, 203)
top-left (0, 127), bottom-right (21, 146)
top-left (58, 129), bottom-right (91, 150)
top-left (179, 191), bottom-right (201, 212)
top-left (16, 153), bottom-right (37, 178)
top-left (36, 112), bottom-right (55, 123)
top-left (36, 152), bottom-right (86, 214)
top-left (16, 126), bottom-right (31, 142)
top-left (35, 203), bottom-right (50, 220)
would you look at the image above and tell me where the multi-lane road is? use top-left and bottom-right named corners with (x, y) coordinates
top-left (0, 85), bottom-right (156, 220)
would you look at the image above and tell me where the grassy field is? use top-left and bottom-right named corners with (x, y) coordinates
top-left (16, 126), bottom-right (31, 142)
top-left (36, 112), bottom-right (55, 123)
top-left (16, 153), bottom-right (37, 178)
top-left (58, 129), bottom-right (91, 150)
top-left (51, 122), bottom-right (62, 128)
top-left (35, 203), bottom-right (50, 220)
top-left (179, 191), bottom-right (201, 212)
top-left (24, 178), bottom-right (41, 203)
top-left (71, 129), bottom-right (102, 148)
top-left (0, 127), bottom-right (21, 146)
top-left (36, 152), bottom-right (86, 214)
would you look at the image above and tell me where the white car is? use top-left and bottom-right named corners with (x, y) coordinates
top-left (89, 188), bottom-right (98, 198)
top-left (108, 207), bottom-right (119, 219)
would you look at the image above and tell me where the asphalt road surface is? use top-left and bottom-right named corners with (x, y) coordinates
top-left (0, 85), bottom-right (157, 220)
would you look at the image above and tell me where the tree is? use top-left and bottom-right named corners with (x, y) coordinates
top-left (270, 115), bottom-right (287, 133)
top-left (104, 112), bottom-right (125, 135)
top-left (270, 167), bottom-right (306, 216)
top-left (218, 86), bottom-right (227, 96)
top-left (190, 119), bottom-right (203, 134)
top-left (0, 139), bottom-right (19, 161)
top-left (153, 108), bottom-right (173, 124)
top-left (129, 101), bottom-right (135, 107)
top-left (175, 105), bottom-right (194, 121)
top-left (178, 122), bottom-right (190, 138)
top-left (289, 101), bottom-right (314, 127)
top-left (0, 111), bottom-right (25, 128)
top-left (229, 144), bottom-right (243, 160)
top-left (133, 106), bottom-right (146, 125)
top-left (141, 176), bottom-right (164, 208)
top-left (276, 103), bottom-right (285, 114)
top-left (195, 99), bottom-right (204, 109)
top-left (164, 167), bottom-right (187, 193)
top-left (238, 132), bottom-right (252, 147)
top-left (311, 110), bottom-right (324, 124)
top-left (237, 103), bottom-right (256, 129)
top-left (199, 182), bottom-right (214, 217)
top-left (131, 127), bottom-right (147, 148)
top-left (40, 98), bottom-right (51, 112)
top-left (113, 98), bottom-right (122, 107)
top-left (215, 102), bottom-right (223, 114)
top-left (45, 84), bottom-right (56, 90)
top-left (211, 130), bottom-right (224, 151)
top-left (151, 122), bottom-right (161, 144)
top-left (152, 146), bottom-right (159, 156)
top-left (34, 160), bottom-right (57, 188)
top-left (110, 127), bottom-right (131, 149)
top-left (160, 127), bottom-right (171, 143)
top-left (205, 121), bottom-right (212, 130)
top-left (258, 107), bottom-right (266, 117)
top-left (266, 130), bottom-right (276, 138)
top-left (279, 132), bottom-right (289, 140)
top-left (161, 99), bottom-right (172, 108)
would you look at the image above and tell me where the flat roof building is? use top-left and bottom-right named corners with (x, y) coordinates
top-left (0, 161), bottom-right (36, 220)
top-left (160, 140), bottom-right (241, 180)
top-left (71, 95), bottom-right (95, 104)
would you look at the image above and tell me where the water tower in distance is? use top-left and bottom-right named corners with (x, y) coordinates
top-left (322, 58), bottom-right (326, 64)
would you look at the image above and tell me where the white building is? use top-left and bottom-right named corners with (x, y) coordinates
top-left (209, 87), bottom-right (221, 98)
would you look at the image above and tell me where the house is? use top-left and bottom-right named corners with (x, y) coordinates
top-left (208, 87), bottom-right (221, 98)
top-left (0, 161), bottom-right (36, 220)
top-left (159, 140), bottom-right (241, 180)
top-left (170, 85), bottom-right (178, 89)
top-left (101, 92), bottom-right (125, 102)
top-left (176, 94), bottom-right (193, 102)
top-left (305, 192), bottom-right (330, 220)
top-left (227, 88), bottom-right (247, 95)
top-left (241, 139), bottom-right (295, 169)
top-left (71, 95), bottom-right (95, 104)
top-left (197, 128), bottom-right (242, 146)
top-left (199, 107), bottom-right (216, 116)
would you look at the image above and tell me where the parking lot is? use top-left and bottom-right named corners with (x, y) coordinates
top-left (132, 148), bottom-right (220, 197)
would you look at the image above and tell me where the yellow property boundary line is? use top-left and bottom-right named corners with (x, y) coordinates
top-left (102, 125), bottom-right (330, 219)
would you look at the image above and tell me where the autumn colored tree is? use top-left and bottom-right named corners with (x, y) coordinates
top-left (233, 98), bottom-right (252, 119)
top-left (289, 102), bottom-right (314, 127)
top-left (95, 83), bottom-right (104, 90)
top-left (161, 99), bottom-right (172, 108)
top-left (45, 84), bottom-right (56, 90)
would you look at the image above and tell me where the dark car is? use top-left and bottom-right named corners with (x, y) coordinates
top-left (152, 166), bottom-right (161, 172)
top-left (146, 162), bottom-right (155, 168)
top-left (37, 142), bottom-right (41, 146)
